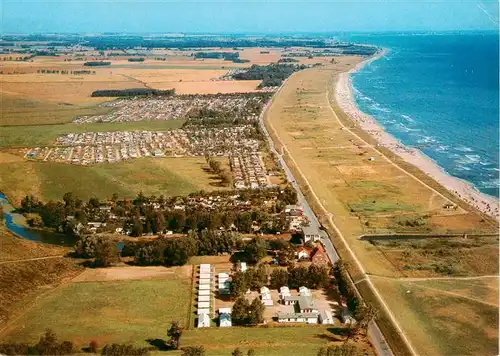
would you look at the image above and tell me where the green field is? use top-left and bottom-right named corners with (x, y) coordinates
top-left (0, 95), bottom-right (112, 126)
top-left (0, 157), bottom-right (228, 204)
top-left (1, 279), bottom-right (192, 347)
top-left (0, 120), bottom-right (185, 148)
top-left (179, 326), bottom-right (370, 356)
top-left (370, 277), bottom-right (499, 356)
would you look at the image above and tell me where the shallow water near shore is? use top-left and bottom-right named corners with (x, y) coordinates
top-left (341, 32), bottom-right (499, 198)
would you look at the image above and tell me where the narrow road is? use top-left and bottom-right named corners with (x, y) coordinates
top-left (259, 80), bottom-right (393, 356)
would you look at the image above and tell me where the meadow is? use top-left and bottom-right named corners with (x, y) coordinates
top-left (0, 120), bottom-right (185, 148)
top-left (0, 156), bottom-right (229, 205)
top-left (370, 276), bottom-right (498, 356)
top-left (0, 278), bottom-right (192, 347)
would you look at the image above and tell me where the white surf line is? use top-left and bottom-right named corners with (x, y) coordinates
top-left (264, 68), bottom-right (418, 356)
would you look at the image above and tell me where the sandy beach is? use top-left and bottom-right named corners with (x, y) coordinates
top-left (335, 50), bottom-right (500, 221)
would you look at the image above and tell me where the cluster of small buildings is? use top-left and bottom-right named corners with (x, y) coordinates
top-left (73, 96), bottom-right (265, 124)
top-left (277, 286), bottom-right (334, 325)
top-left (25, 127), bottom-right (261, 165)
top-left (230, 154), bottom-right (269, 190)
top-left (197, 264), bottom-right (213, 328)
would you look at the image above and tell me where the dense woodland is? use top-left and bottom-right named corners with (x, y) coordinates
top-left (232, 64), bottom-right (307, 88)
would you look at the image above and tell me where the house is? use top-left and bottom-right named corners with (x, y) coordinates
top-left (239, 262), bottom-right (247, 272)
top-left (261, 286), bottom-right (273, 306)
top-left (311, 244), bottom-right (330, 266)
top-left (198, 295), bottom-right (210, 302)
top-left (198, 301), bottom-right (210, 309)
top-left (199, 278), bottom-right (211, 286)
top-left (199, 284), bottom-right (211, 291)
top-left (298, 286), bottom-right (311, 297)
top-left (219, 308), bottom-right (232, 328)
top-left (301, 225), bottom-right (321, 243)
top-left (340, 308), bottom-right (356, 325)
top-left (319, 309), bottom-right (335, 325)
top-left (199, 273), bottom-right (211, 280)
top-left (282, 295), bottom-right (318, 313)
top-left (279, 286), bottom-right (291, 299)
top-left (197, 313), bottom-right (210, 328)
top-left (284, 205), bottom-right (303, 216)
top-left (296, 247), bottom-right (311, 260)
top-left (198, 289), bottom-right (210, 296)
top-left (277, 312), bottom-right (318, 324)
top-left (197, 308), bottom-right (210, 315)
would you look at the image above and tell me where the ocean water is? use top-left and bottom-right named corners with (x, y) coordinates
top-left (341, 33), bottom-right (499, 198)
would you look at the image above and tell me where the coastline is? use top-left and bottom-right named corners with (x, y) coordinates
top-left (334, 50), bottom-right (500, 221)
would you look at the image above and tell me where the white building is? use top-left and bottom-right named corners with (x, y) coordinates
top-left (198, 289), bottom-right (211, 296)
top-left (198, 313), bottom-right (210, 328)
top-left (198, 295), bottom-right (210, 302)
top-left (319, 309), bottom-right (335, 325)
top-left (198, 301), bottom-right (210, 309)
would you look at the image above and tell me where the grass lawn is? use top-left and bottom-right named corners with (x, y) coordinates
top-left (370, 277), bottom-right (499, 356)
top-left (179, 326), bottom-right (374, 356)
top-left (0, 120), bottom-right (185, 148)
top-left (0, 156), bottom-right (229, 205)
top-left (1, 279), bottom-right (192, 348)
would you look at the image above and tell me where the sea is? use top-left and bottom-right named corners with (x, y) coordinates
top-left (338, 32), bottom-right (499, 198)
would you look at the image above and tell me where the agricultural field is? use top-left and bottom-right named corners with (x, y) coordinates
top-left (0, 156), bottom-right (229, 205)
top-left (0, 269), bottom-right (193, 347)
top-left (365, 235), bottom-right (499, 277)
top-left (0, 227), bottom-right (82, 325)
top-left (370, 276), bottom-right (498, 356)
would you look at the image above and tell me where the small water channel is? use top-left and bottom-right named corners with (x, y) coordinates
top-left (0, 192), bottom-right (77, 246)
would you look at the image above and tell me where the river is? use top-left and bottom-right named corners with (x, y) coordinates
top-left (0, 192), bottom-right (77, 246)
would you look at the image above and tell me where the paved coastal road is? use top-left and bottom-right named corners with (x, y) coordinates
top-left (259, 82), bottom-right (394, 356)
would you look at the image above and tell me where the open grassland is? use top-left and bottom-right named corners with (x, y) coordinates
top-left (0, 228), bottom-right (82, 325)
top-left (264, 58), bottom-right (497, 278)
top-left (0, 119), bottom-right (185, 148)
top-left (1, 94), bottom-right (112, 126)
top-left (370, 276), bottom-right (499, 356)
top-left (0, 278), bottom-right (192, 347)
top-left (264, 58), bottom-right (498, 356)
top-left (0, 157), bottom-right (229, 205)
top-left (367, 235), bottom-right (499, 277)
top-left (180, 327), bottom-right (374, 356)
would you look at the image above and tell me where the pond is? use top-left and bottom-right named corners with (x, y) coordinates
top-left (0, 192), bottom-right (77, 246)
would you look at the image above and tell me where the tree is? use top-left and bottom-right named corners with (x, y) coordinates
top-left (354, 304), bottom-right (378, 336)
top-left (317, 344), bottom-right (360, 356)
top-left (181, 346), bottom-right (205, 356)
top-left (88, 197), bottom-right (100, 208)
top-left (308, 264), bottom-right (330, 289)
top-left (248, 297), bottom-right (265, 325)
top-left (167, 321), bottom-right (183, 350)
top-left (277, 246), bottom-right (295, 266)
top-left (39, 201), bottom-right (66, 228)
top-left (270, 269), bottom-right (289, 289)
top-left (232, 348), bottom-right (243, 356)
top-left (247, 349), bottom-right (256, 356)
top-left (231, 297), bottom-right (250, 325)
top-left (94, 239), bottom-right (119, 267)
top-left (288, 265), bottom-right (309, 289)
top-left (244, 236), bottom-right (267, 263)
top-left (63, 192), bottom-right (75, 209)
top-left (89, 340), bottom-right (99, 353)
top-left (230, 270), bottom-right (248, 298)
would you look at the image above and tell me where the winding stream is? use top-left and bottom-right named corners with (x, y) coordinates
top-left (0, 192), bottom-right (77, 246)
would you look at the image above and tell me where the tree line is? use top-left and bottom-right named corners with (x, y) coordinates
top-left (91, 88), bottom-right (176, 97)
top-left (84, 61), bottom-right (111, 66)
top-left (232, 63), bottom-right (307, 88)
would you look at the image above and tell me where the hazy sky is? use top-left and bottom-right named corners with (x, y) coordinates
top-left (2, 0), bottom-right (499, 34)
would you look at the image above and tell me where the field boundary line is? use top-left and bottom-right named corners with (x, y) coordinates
top-left (0, 255), bottom-right (65, 264)
top-left (263, 67), bottom-right (417, 356)
top-left (0, 268), bottom-right (85, 338)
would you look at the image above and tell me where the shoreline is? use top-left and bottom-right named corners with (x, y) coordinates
top-left (334, 50), bottom-right (499, 221)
